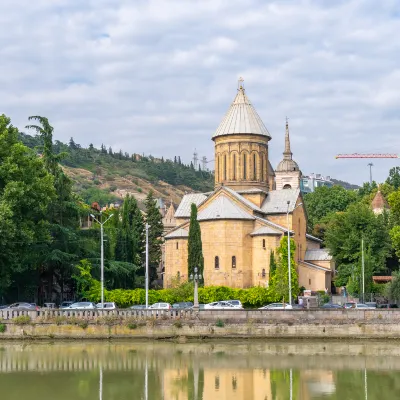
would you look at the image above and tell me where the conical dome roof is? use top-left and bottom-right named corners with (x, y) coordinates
top-left (276, 120), bottom-right (300, 172)
top-left (213, 80), bottom-right (271, 139)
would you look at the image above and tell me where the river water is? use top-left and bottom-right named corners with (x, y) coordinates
top-left (1, 340), bottom-right (399, 399)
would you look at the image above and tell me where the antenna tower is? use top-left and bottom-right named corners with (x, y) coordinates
top-left (193, 149), bottom-right (198, 169)
top-left (202, 156), bottom-right (207, 171)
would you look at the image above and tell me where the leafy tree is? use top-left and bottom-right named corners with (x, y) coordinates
top-left (187, 204), bottom-right (204, 276)
top-left (269, 237), bottom-right (299, 302)
top-left (269, 250), bottom-right (277, 279)
top-left (325, 203), bottom-right (391, 289)
top-left (304, 185), bottom-right (358, 231)
top-left (386, 271), bottom-right (400, 300)
top-left (0, 114), bottom-right (55, 294)
top-left (145, 191), bottom-right (164, 284)
top-left (386, 166), bottom-right (400, 189)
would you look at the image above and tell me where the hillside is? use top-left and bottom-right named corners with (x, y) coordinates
top-left (19, 133), bottom-right (214, 208)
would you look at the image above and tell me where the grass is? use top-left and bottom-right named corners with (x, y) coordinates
top-left (215, 319), bottom-right (225, 328)
top-left (173, 320), bottom-right (183, 329)
top-left (0, 324), bottom-right (6, 333)
top-left (13, 315), bottom-right (31, 325)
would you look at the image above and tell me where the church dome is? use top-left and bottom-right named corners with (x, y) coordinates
top-left (276, 158), bottom-right (300, 172)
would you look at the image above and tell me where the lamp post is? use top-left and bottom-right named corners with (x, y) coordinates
top-left (145, 223), bottom-right (150, 308)
top-left (90, 212), bottom-right (114, 308)
top-left (190, 267), bottom-right (202, 310)
top-left (286, 201), bottom-right (303, 306)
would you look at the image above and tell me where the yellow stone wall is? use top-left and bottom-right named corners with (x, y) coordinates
top-left (213, 134), bottom-right (271, 191)
top-left (164, 238), bottom-right (188, 287)
top-left (292, 201), bottom-right (308, 261)
top-left (241, 192), bottom-right (267, 208)
top-left (298, 264), bottom-right (331, 291)
top-left (306, 239), bottom-right (320, 250)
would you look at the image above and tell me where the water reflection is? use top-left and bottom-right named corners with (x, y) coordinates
top-left (0, 341), bottom-right (400, 399)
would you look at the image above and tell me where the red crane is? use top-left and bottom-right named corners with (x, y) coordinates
top-left (335, 153), bottom-right (398, 159)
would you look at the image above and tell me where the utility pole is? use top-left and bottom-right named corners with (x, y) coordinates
top-left (90, 212), bottom-right (114, 308)
top-left (361, 238), bottom-right (365, 303)
top-left (286, 201), bottom-right (291, 306)
top-left (145, 223), bottom-right (150, 308)
top-left (367, 163), bottom-right (373, 185)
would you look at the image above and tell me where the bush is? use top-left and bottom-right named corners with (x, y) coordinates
top-left (173, 320), bottom-right (183, 329)
top-left (79, 320), bottom-right (89, 329)
top-left (215, 319), bottom-right (225, 328)
top-left (0, 324), bottom-right (6, 333)
top-left (13, 315), bottom-right (31, 325)
top-left (127, 323), bottom-right (137, 330)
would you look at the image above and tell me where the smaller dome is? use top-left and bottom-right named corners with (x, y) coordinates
top-left (276, 159), bottom-right (300, 172)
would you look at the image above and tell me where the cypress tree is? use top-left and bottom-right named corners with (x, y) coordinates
top-left (269, 250), bottom-right (277, 279)
top-left (187, 203), bottom-right (204, 276)
top-left (145, 191), bottom-right (164, 284)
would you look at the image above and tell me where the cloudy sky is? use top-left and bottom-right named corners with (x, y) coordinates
top-left (1, 0), bottom-right (400, 185)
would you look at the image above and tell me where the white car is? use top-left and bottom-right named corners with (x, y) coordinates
top-left (226, 300), bottom-right (243, 309)
top-left (96, 302), bottom-right (117, 310)
top-left (204, 301), bottom-right (236, 310)
top-left (68, 302), bottom-right (96, 310)
top-left (259, 303), bottom-right (293, 310)
top-left (149, 302), bottom-right (172, 310)
top-left (353, 303), bottom-right (376, 310)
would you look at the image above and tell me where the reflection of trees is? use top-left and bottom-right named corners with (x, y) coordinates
top-left (270, 370), bottom-right (300, 400)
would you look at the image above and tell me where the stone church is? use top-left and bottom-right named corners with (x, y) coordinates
top-left (163, 81), bottom-right (333, 292)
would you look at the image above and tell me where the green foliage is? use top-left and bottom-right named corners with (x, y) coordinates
top-left (173, 320), bottom-right (183, 329)
top-left (145, 191), bottom-right (164, 284)
top-left (215, 319), bottom-right (225, 328)
top-left (187, 204), bottom-right (204, 276)
top-left (269, 251), bottom-right (277, 278)
top-left (0, 324), bottom-right (6, 333)
top-left (304, 185), bottom-right (358, 232)
top-left (386, 167), bottom-right (400, 189)
top-left (13, 315), bottom-right (31, 325)
top-left (386, 271), bottom-right (400, 300)
top-left (269, 238), bottom-right (299, 302)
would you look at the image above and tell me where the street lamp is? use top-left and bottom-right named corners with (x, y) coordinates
top-left (90, 212), bottom-right (114, 308)
top-left (286, 201), bottom-right (302, 306)
top-left (189, 267), bottom-right (202, 310)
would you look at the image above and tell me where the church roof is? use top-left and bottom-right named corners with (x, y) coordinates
top-left (174, 193), bottom-right (208, 218)
top-left (198, 195), bottom-right (254, 221)
top-left (306, 234), bottom-right (323, 243)
top-left (371, 190), bottom-right (389, 211)
top-left (276, 120), bottom-right (300, 172)
top-left (164, 202), bottom-right (176, 220)
top-left (223, 186), bottom-right (263, 212)
top-left (164, 227), bottom-right (189, 239)
top-left (305, 249), bottom-right (332, 261)
top-left (261, 188), bottom-right (301, 214)
top-left (213, 80), bottom-right (271, 140)
top-left (250, 226), bottom-right (282, 236)
top-left (299, 260), bottom-right (331, 272)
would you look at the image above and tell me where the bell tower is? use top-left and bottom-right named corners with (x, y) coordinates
top-left (212, 79), bottom-right (272, 192)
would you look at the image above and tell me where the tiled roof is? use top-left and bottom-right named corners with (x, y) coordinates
top-left (306, 234), bottom-right (323, 243)
top-left (223, 186), bottom-right (263, 212)
top-left (305, 249), bottom-right (332, 261)
top-left (213, 84), bottom-right (271, 139)
top-left (164, 228), bottom-right (189, 239)
top-left (198, 195), bottom-right (254, 221)
top-left (254, 215), bottom-right (289, 233)
top-left (237, 188), bottom-right (268, 195)
top-left (371, 191), bottom-right (389, 210)
top-left (372, 276), bottom-right (393, 282)
top-left (250, 226), bottom-right (282, 236)
top-left (261, 188), bottom-right (300, 214)
top-left (174, 193), bottom-right (208, 218)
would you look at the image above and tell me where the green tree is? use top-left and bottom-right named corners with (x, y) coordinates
top-left (304, 185), bottom-right (358, 232)
top-left (187, 203), bottom-right (204, 276)
top-left (269, 250), bottom-right (277, 279)
top-left (0, 114), bottom-right (55, 294)
top-left (386, 271), bottom-right (400, 300)
top-left (269, 237), bottom-right (299, 302)
top-left (145, 191), bottom-right (163, 284)
top-left (386, 166), bottom-right (400, 189)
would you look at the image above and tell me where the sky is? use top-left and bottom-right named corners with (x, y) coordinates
top-left (1, 0), bottom-right (400, 185)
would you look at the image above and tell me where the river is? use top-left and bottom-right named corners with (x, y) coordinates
top-left (1, 340), bottom-right (399, 399)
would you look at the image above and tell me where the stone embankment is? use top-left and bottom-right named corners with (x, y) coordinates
top-left (1, 308), bottom-right (400, 339)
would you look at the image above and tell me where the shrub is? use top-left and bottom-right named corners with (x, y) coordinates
top-left (215, 319), bottom-right (225, 328)
top-left (13, 315), bottom-right (31, 325)
top-left (127, 323), bottom-right (137, 330)
top-left (0, 324), bottom-right (6, 333)
top-left (98, 315), bottom-right (122, 326)
top-left (79, 320), bottom-right (89, 329)
top-left (54, 316), bottom-right (68, 326)
top-left (173, 320), bottom-right (183, 329)
top-left (137, 187), bottom-right (143, 193)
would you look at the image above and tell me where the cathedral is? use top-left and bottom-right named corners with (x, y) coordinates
top-left (163, 81), bottom-right (333, 292)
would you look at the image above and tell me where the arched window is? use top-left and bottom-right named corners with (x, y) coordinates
top-left (262, 239), bottom-right (266, 249)
top-left (232, 256), bottom-right (236, 269)
top-left (253, 153), bottom-right (256, 180)
top-left (262, 268), bottom-right (266, 278)
top-left (243, 154), bottom-right (247, 180)
top-left (215, 256), bottom-right (219, 269)
top-left (176, 242), bottom-right (179, 250)
top-left (261, 155), bottom-right (264, 181)
top-left (283, 184), bottom-right (292, 189)
top-left (224, 154), bottom-right (227, 181)
top-left (233, 154), bottom-right (237, 180)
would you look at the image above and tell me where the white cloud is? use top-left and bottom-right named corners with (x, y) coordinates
top-left (1, 0), bottom-right (400, 184)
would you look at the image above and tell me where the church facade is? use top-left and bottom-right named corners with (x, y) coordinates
top-left (163, 82), bottom-right (334, 292)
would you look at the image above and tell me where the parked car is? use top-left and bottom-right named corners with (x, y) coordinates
top-left (259, 303), bottom-right (293, 310)
top-left (149, 303), bottom-right (172, 310)
top-left (67, 302), bottom-right (96, 310)
top-left (130, 305), bottom-right (147, 310)
top-left (0, 305), bottom-right (8, 309)
top-left (60, 301), bottom-right (74, 309)
top-left (204, 301), bottom-right (236, 310)
top-left (354, 303), bottom-right (376, 309)
top-left (292, 304), bottom-right (304, 309)
top-left (6, 302), bottom-right (40, 311)
top-left (343, 302), bottom-right (357, 309)
top-left (225, 300), bottom-right (243, 309)
top-left (365, 302), bottom-right (377, 308)
top-left (377, 304), bottom-right (398, 309)
top-left (43, 303), bottom-right (56, 309)
top-left (96, 302), bottom-right (117, 310)
top-left (322, 303), bottom-right (343, 309)
top-left (172, 302), bottom-right (193, 310)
